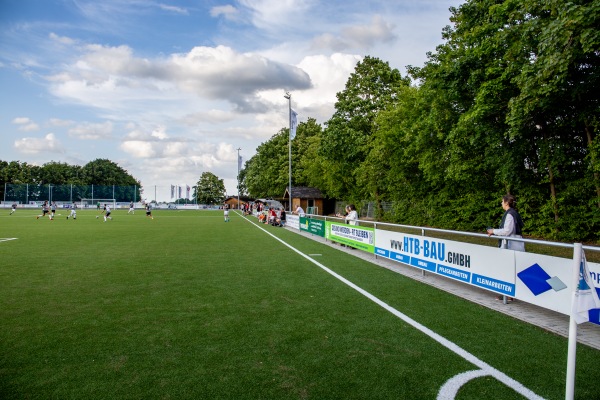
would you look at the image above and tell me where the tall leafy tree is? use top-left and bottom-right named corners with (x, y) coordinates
top-left (505, 0), bottom-right (600, 232)
top-left (292, 117), bottom-right (323, 188)
top-left (243, 129), bottom-right (289, 198)
top-left (320, 56), bottom-right (410, 200)
top-left (81, 159), bottom-right (139, 186)
top-left (194, 172), bottom-right (226, 205)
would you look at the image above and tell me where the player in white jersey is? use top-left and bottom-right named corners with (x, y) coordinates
top-left (128, 201), bottom-right (135, 214)
top-left (103, 204), bottom-right (112, 222)
top-left (223, 204), bottom-right (229, 222)
top-left (10, 202), bottom-right (17, 215)
top-left (67, 202), bottom-right (77, 220)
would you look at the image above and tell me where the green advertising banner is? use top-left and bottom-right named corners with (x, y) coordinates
top-left (325, 221), bottom-right (375, 253)
top-left (300, 217), bottom-right (326, 237)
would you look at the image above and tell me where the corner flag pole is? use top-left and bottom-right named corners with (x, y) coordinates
top-left (565, 242), bottom-right (582, 400)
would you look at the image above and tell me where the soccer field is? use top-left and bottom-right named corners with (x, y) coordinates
top-left (0, 209), bottom-right (598, 399)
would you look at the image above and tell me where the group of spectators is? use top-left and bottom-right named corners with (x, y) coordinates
top-left (258, 207), bottom-right (286, 226)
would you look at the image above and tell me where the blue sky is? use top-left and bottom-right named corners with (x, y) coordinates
top-left (0, 0), bottom-right (462, 201)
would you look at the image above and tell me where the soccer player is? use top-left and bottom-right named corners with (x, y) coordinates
top-left (224, 204), bottom-right (229, 222)
top-left (37, 201), bottom-right (51, 220)
top-left (128, 201), bottom-right (135, 214)
top-left (145, 203), bottom-right (153, 219)
top-left (67, 202), bottom-right (77, 220)
top-left (103, 204), bottom-right (112, 222)
top-left (10, 202), bottom-right (17, 215)
top-left (50, 201), bottom-right (57, 219)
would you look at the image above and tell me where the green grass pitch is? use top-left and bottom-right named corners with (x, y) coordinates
top-left (0, 208), bottom-right (598, 399)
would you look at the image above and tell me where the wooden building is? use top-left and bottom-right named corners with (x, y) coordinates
top-left (224, 196), bottom-right (251, 210)
top-left (283, 187), bottom-right (331, 215)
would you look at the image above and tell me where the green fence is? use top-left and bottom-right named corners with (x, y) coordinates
top-left (3, 184), bottom-right (139, 204)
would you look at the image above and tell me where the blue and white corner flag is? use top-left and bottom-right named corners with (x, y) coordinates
top-left (572, 251), bottom-right (600, 324)
top-left (290, 109), bottom-right (298, 140)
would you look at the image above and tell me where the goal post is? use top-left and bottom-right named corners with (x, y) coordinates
top-left (80, 198), bottom-right (116, 209)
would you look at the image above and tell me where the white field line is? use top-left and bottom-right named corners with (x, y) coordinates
top-left (0, 238), bottom-right (18, 243)
top-left (242, 213), bottom-right (545, 400)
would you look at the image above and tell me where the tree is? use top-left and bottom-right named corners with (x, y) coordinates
top-left (319, 56), bottom-right (410, 200)
top-left (81, 159), bottom-right (139, 186)
top-left (194, 172), bottom-right (226, 205)
top-left (243, 129), bottom-right (289, 198)
top-left (292, 118), bottom-right (324, 187)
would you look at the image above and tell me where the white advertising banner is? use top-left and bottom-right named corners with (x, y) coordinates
top-left (375, 230), bottom-right (517, 297)
top-left (287, 214), bottom-right (300, 230)
top-left (374, 229), bottom-right (600, 323)
top-left (514, 252), bottom-right (573, 315)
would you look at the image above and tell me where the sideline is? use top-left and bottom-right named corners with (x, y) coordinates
top-left (0, 238), bottom-right (18, 243)
top-left (241, 213), bottom-right (545, 400)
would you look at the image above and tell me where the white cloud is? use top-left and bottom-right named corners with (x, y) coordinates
top-left (46, 44), bottom-right (311, 115)
top-left (49, 32), bottom-right (76, 46)
top-left (14, 133), bottom-right (63, 154)
top-left (239, 0), bottom-right (314, 30)
top-left (68, 121), bottom-right (113, 140)
top-left (180, 109), bottom-right (237, 125)
top-left (312, 15), bottom-right (396, 51)
top-left (210, 5), bottom-right (239, 20)
top-left (48, 118), bottom-right (75, 127)
top-left (12, 117), bottom-right (32, 124)
top-left (120, 141), bottom-right (156, 158)
top-left (12, 117), bottom-right (40, 132)
top-left (158, 3), bottom-right (189, 15)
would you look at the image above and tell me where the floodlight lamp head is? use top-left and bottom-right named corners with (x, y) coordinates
top-left (284, 91), bottom-right (291, 99)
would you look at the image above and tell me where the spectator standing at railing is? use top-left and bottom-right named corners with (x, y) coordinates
top-left (487, 194), bottom-right (525, 252)
top-left (337, 204), bottom-right (358, 226)
top-left (345, 204), bottom-right (358, 225)
top-left (294, 204), bottom-right (305, 216)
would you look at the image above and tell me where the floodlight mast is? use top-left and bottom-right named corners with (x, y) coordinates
top-left (237, 147), bottom-right (241, 210)
top-left (284, 91), bottom-right (292, 213)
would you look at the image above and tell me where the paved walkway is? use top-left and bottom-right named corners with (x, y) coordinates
top-left (294, 229), bottom-right (600, 351)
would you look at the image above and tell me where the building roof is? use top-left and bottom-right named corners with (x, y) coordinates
top-left (283, 186), bottom-right (324, 199)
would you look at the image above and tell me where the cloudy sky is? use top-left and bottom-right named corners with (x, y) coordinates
top-left (0, 0), bottom-right (462, 201)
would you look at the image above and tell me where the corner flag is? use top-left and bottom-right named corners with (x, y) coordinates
top-left (571, 250), bottom-right (600, 324)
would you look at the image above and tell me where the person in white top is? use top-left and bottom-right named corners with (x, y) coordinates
top-left (344, 204), bottom-right (358, 225)
top-left (103, 204), bottom-right (112, 222)
top-left (295, 205), bottom-right (305, 216)
top-left (487, 194), bottom-right (524, 302)
top-left (224, 204), bottom-right (229, 222)
top-left (487, 194), bottom-right (524, 252)
top-left (67, 202), bottom-right (77, 220)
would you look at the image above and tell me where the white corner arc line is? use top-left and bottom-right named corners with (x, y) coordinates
top-left (243, 215), bottom-right (546, 400)
top-left (0, 238), bottom-right (18, 243)
top-left (437, 369), bottom-right (490, 400)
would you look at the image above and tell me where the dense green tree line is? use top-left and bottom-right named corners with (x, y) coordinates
top-left (0, 159), bottom-right (142, 202)
top-left (242, 0), bottom-right (600, 242)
